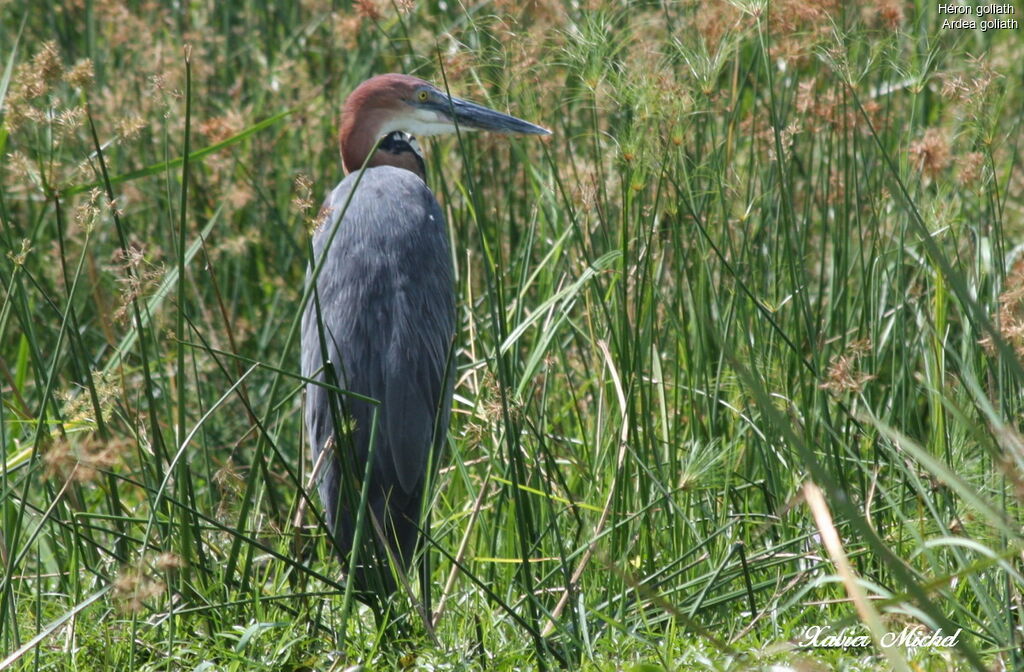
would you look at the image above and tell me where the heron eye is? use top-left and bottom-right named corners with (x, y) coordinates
top-left (417, 90), bottom-right (429, 102)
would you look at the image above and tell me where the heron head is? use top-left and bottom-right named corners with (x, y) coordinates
top-left (339, 73), bottom-right (550, 174)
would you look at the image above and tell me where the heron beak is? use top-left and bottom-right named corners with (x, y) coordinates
top-left (442, 96), bottom-right (551, 135)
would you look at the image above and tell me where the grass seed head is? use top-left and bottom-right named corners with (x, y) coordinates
top-left (292, 173), bottom-right (315, 216)
top-left (43, 433), bottom-right (127, 484)
top-left (113, 567), bottom-right (165, 614)
top-left (73, 188), bottom-right (104, 235)
top-left (820, 339), bottom-right (875, 395)
top-left (115, 114), bottom-right (147, 141)
top-left (64, 58), bottom-right (95, 89)
top-left (909, 128), bottom-right (951, 179)
top-left (981, 258), bottom-right (1024, 358)
top-left (957, 151), bottom-right (986, 188)
top-left (154, 552), bottom-right (186, 572)
top-left (6, 238), bottom-right (32, 266)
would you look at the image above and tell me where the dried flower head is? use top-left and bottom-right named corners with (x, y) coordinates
top-left (311, 202), bottom-right (335, 235)
top-left (820, 339), bottom-right (876, 395)
top-left (6, 41), bottom-right (62, 118)
top-left (940, 74), bottom-right (970, 101)
top-left (354, 0), bottom-right (382, 21)
top-left (909, 128), bottom-right (950, 179)
top-left (957, 152), bottom-right (985, 188)
top-left (43, 433), bottom-right (127, 484)
top-left (55, 105), bottom-right (86, 139)
top-left (154, 552), bottom-right (185, 572)
top-left (113, 567), bottom-right (165, 614)
top-left (64, 58), bottom-right (95, 89)
top-left (292, 173), bottom-right (314, 214)
top-left (878, 0), bottom-right (904, 27)
top-left (115, 114), bottom-right (147, 141)
top-left (73, 188), bottom-right (104, 234)
top-left (330, 13), bottom-right (362, 50)
top-left (6, 238), bottom-right (32, 266)
top-left (198, 111), bottom-right (244, 145)
top-left (862, 0), bottom-right (904, 28)
top-left (105, 243), bottom-right (164, 324)
top-left (981, 258), bottom-right (1024, 358)
top-left (768, 120), bottom-right (801, 162)
top-left (5, 150), bottom-right (39, 184)
top-left (33, 41), bottom-right (63, 86)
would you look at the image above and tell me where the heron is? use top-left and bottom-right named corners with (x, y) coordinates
top-left (301, 73), bottom-right (549, 620)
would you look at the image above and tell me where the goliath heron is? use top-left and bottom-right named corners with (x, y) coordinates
top-left (301, 73), bottom-right (548, 617)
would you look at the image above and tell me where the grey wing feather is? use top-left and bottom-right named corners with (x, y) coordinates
top-left (301, 166), bottom-right (454, 562)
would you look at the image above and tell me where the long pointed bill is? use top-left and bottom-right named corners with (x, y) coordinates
top-left (445, 96), bottom-right (551, 135)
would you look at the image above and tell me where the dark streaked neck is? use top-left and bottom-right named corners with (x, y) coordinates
top-left (364, 131), bottom-right (426, 181)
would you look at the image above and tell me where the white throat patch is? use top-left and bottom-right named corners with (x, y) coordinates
top-left (382, 106), bottom-right (465, 138)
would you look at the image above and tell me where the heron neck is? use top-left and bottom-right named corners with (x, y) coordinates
top-left (368, 149), bottom-right (425, 181)
top-left (342, 129), bottom-right (426, 181)
top-left (339, 117), bottom-right (378, 174)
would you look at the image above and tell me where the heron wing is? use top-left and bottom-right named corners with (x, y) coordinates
top-left (302, 166), bottom-right (455, 504)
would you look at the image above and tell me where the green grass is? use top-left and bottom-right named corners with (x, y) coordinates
top-left (2, 1), bottom-right (1023, 669)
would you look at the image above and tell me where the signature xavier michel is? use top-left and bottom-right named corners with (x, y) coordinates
top-left (798, 625), bottom-right (962, 650)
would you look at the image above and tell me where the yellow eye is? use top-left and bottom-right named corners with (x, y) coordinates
top-left (417, 90), bottom-right (429, 102)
